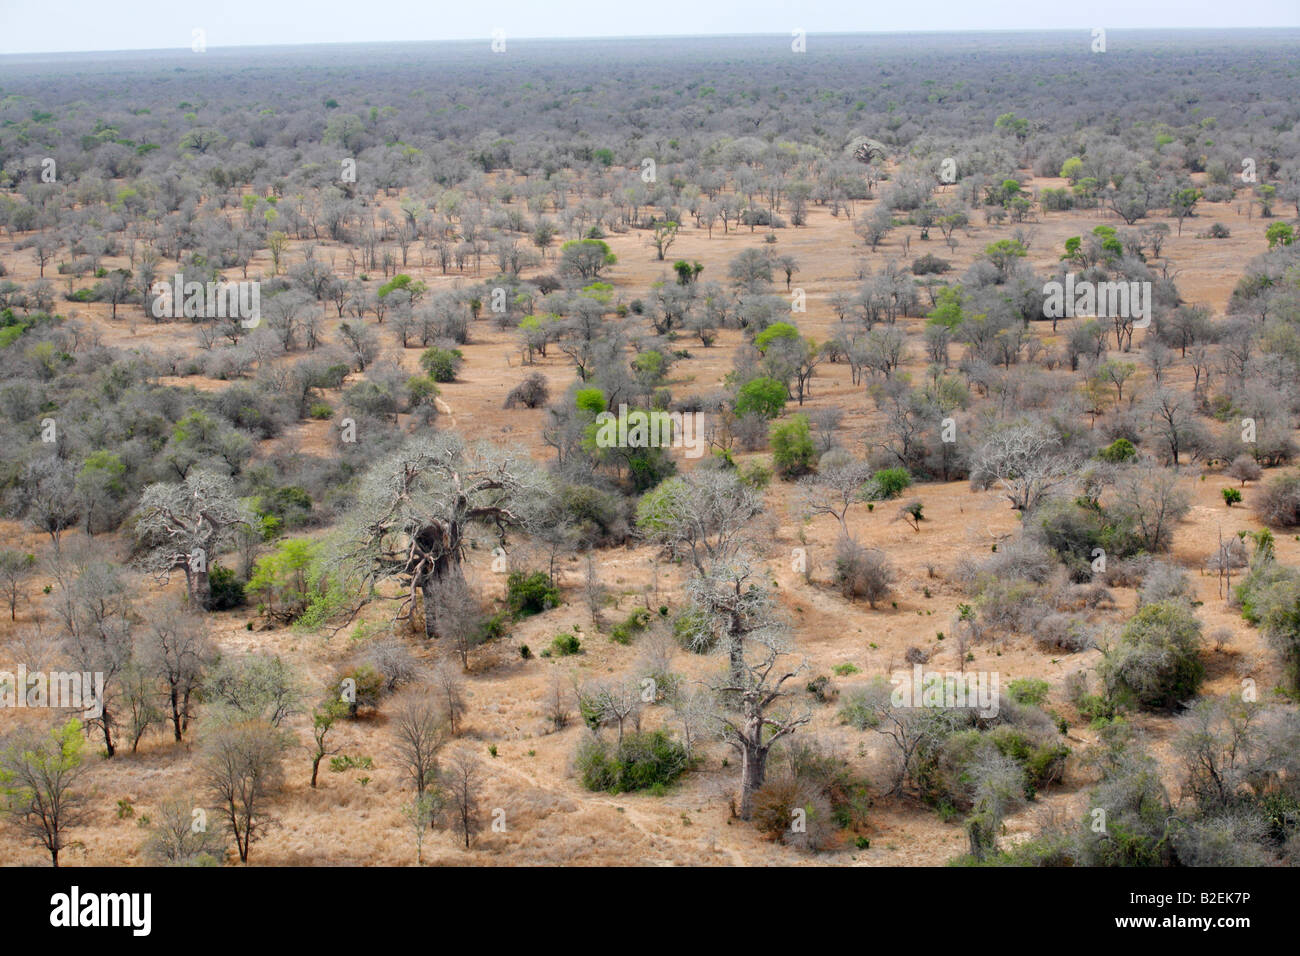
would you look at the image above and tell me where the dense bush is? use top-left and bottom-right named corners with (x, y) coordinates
top-left (734, 376), bottom-right (788, 419)
top-left (505, 571), bottom-right (560, 618)
top-left (834, 536), bottom-right (895, 607)
top-left (770, 414), bottom-right (816, 478)
top-left (1100, 601), bottom-right (1204, 711)
top-left (419, 346), bottom-right (464, 383)
top-left (207, 564), bottom-right (246, 610)
top-left (1255, 471), bottom-right (1300, 527)
top-left (575, 730), bottom-right (689, 793)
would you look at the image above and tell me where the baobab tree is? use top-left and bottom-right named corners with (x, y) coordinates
top-left (344, 433), bottom-right (550, 639)
top-left (634, 470), bottom-right (763, 575)
top-left (684, 557), bottom-right (810, 817)
top-left (970, 422), bottom-right (1074, 510)
top-left (134, 470), bottom-right (254, 610)
top-left (706, 614), bottom-right (811, 819)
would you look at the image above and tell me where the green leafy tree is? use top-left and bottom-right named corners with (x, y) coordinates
top-left (734, 377), bottom-right (787, 419)
top-left (560, 239), bottom-right (617, 280)
top-left (0, 719), bottom-right (88, 866)
top-left (770, 415), bottom-right (817, 479)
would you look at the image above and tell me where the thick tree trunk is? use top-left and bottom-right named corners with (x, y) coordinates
top-left (738, 740), bottom-right (768, 820)
top-left (418, 548), bottom-right (463, 640)
top-left (194, 569), bottom-right (211, 611)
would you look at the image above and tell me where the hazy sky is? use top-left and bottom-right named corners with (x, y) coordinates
top-left (1, 0), bottom-right (1296, 54)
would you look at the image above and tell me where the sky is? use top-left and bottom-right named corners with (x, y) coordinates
top-left (1, 0), bottom-right (1297, 54)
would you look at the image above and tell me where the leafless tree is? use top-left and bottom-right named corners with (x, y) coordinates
top-left (142, 790), bottom-right (225, 864)
top-left (133, 470), bottom-right (254, 609)
top-left (635, 470), bottom-right (763, 575)
top-left (970, 422), bottom-right (1073, 510)
top-left (441, 746), bottom-right (484, 849)
top-left (797, 457), bottom-right (874, 536)
top-left (0, 549), bottom-right (37, 621)
top-left (706, 621), bottom-right (811, 819)
top-left (200, 718), bottom-right (290, 863)
top-left (343, 433), bottom-right (551, 639)
top-left (141, 602), bottom-right (214, 742)
top-left (391, 691), bottom-right (449, 800)
top-left (432, 661), bottom-right (466, 735)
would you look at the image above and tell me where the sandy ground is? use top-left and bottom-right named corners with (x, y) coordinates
top-left (0, 172), bottom-right (1291, 865)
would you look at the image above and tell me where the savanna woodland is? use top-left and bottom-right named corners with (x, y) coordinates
top-left (2, 28), bottom-right (1300, 868)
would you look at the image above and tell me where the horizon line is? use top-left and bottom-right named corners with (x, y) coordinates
top-left (4, 25), bottom-right (1298, 58)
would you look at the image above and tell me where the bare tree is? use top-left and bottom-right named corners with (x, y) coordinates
top-left (200, 718), bottom-right (290, 863)
top-left (16, 456), bottom-right (79, 552)
top-left (970, 422), bottom-right (1073, 510)
top-left (441, 746), bottom-right (484, 849)
top-left (1144, 388), bottom-right (1204, 467)
top-left (1112, 461), bottom-right (1190, 553)
top-left (142, 790), bottom-right (226, 864)
top-left (141, 602), bottom-right (214, 742)
top-left (0, 549), bottom-right (37, 621)
top-left (797, 457), bottom-right (874, 536)
top-left (343, 434), bottom-right (550, 639)
top-left (432, 661), bottom-right (466, 735)
top-left (391, 691), bottom-right (448, 800)
top-left (51, 553), bottom-right (132, 757)
top-left (583, 554), bottom-right (607, 628)
top-left (634, 470), bottom-right (763, 575)
top-left (134, 470), bottom-right (254, 609)
top-left (707, 621), bottom-right (811, 819)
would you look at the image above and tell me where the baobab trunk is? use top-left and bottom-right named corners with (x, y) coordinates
top-left (738, 741), bottom-right (768, 820)
top-left (737, 706), bottom-right (769, 819)
top-left (416, 545), bottom-right (464, 640)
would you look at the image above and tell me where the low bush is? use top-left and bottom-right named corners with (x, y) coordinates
top-left (575, 730), bottom-right (689, 793)
top-left (506, 571), bottom-right (560, 618)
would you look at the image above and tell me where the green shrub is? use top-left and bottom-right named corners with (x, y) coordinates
top-left (419, 346), bottom-right (464, 383)
top-left (335, 663), bottom-right (384, 716)
top-left (870, 467), bottom-right (912, 499)
top-left (610, 607), bottom-right (652, 645)
top-left (551, 632), bottom-right (581, 656)
top-left (477, 610), bottom-right (511, 642)
top-left (1222, 487), bottom-right (1243, 507)
top-left (575, 730), bottom-right (689, 793)
top-left (1100, 600), bottom-right (1204, 711)
top-left (738, 459), bottom-right (773, 490)
top-left (207, 564), bottom-right (246, 610)
top-left (770, 414), bottom-right (816, 478)
top-left (1007, 677), bottom-right (1050, 706)
top-left (1098, 438), bottom-right (1137, 463)
top-left (505, 571), bottom-right (560, 618)
top-left (734, 377), bottom-right (788, 419)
